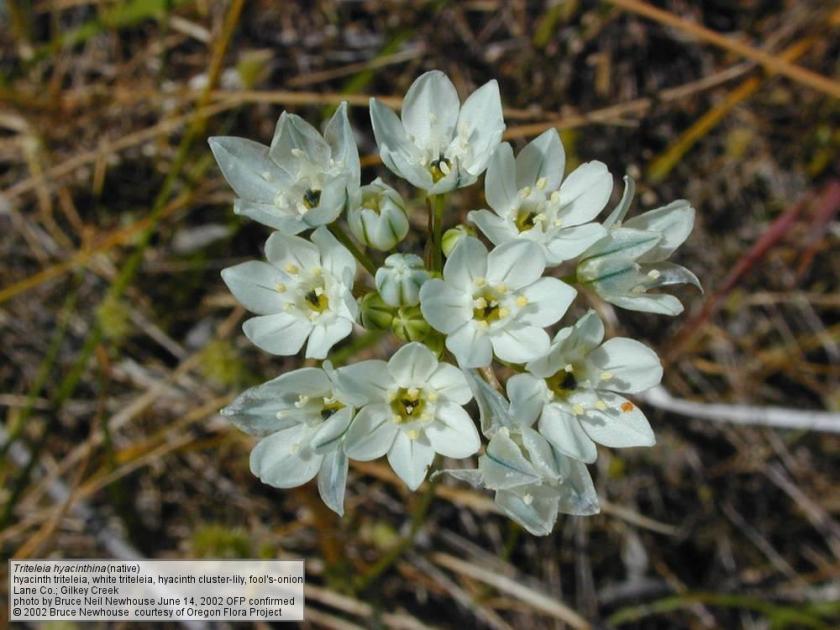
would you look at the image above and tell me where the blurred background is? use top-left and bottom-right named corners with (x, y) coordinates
top-left (1, 1), bottom-right (839, 628)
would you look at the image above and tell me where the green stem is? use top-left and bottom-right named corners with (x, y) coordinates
top-left (329, 223), bottom-right (377, 276)
top-left (430, 194), bottom-right (446, 273)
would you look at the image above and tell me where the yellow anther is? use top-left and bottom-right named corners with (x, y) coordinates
top-left (275, 282), bottom-right (286, 293)
top-left (439, 160), bottom-right (451, 175)
top-left (553, 219), bottom-right (564, 227)
top-left (519, 186), bottom-right (531, 197)
top-left (476, 320), bottom-right (489, 328)
top-left (516, 295), bottom-right (529, 307)
top-left (600, 371), bottom-right (613, 381)
top-left (572, 403), bottom-right (585, 416)
top-left (497, 307), bottom-right (509, 318)
top-left (406, 429), bottom-right (420, 440)
top-left (497, 283), bottom-right (508, 294)
top-left (523, 493), bottom-right (534, 505)
top-left (474, 276), bottom-right (487, 287)
top-left (549, 191), bottom-right (561, 203)
top-left (294, 395), bottom-right (310, 408)
top-left (647, 269), bottom-right (661, 280)
top-left (284, 263), bottom-right (300, 274)
top-left (536, 177), bottom-right (548, 190)
top-left (595, 400), bottom-right (608, 411)
top-left (564, 364), bottom-right (574, 373)
top-left (406, 387), bottom-right (420, 398)
top-left (427, 391), bottom-right (439, 402)
top-left (290, 148), bottom-right (304, 158)
top-left (473, 297), bottom-right (488, 309)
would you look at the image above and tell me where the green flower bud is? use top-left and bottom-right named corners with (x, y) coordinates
top-left (359, 292), bottom-right (395, 330)
top-left (442, 224), bottom-right (475, 257)
top-left (375, 253), bottom-right (430, 307)
top-left (391, 305), bottom-right (431, 342)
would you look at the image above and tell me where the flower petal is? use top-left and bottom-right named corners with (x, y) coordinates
top-left (623, 200), bottom-right (694, 263)
top-left (486, 240), bottom-right (545, 290)
top-left (515, 129), bottom-right (565, 191)
top-left (491, 324), bottom-right (549, 364)
top-left (468, 209), bottom-right (517, 246)
top-left (443, 236), bottom-right (488, 290)
top-left (401, 70), bottom-right (460, 153)
top-left (419, 279), bottom-right (472, 334)
top-left (388, 342), bottom-right (439, 387)
top-left (538, 404), bottom-right (597, 463)
top-left (557, 160), bottom-right (613, 225)
top-left (456, 79), bottom-right (505, 176)
top-left (479, 430), bottom-right (540, 489)
top-left (388, 431), bottom-right (435, 490)
top-left (233, 199), bottom-right (306, 234)
top-left (317, 449), bottom-right (349, 516)
top-left (428, 363), bottom-right (472, 405)
top-left (311, 406), bottom-right (355, 454)
top-left (578, 391), bottom-right (655, 448)
top-left (264, 231), bottom-right (320, 270)
top-left (250, 424), bottom-right (323, 488)
top-left (584, 338), bottom-right (662, 393)
top-left (495, 487), bottom-right (559, 536)
top-left (506, 373), bottom-right (547, 428)
top-left (243, 313), bottom-right (311, 356)
top-left (544, 223), bottom-right (608, 264)
top-left (344, 403), bottom-right (399, 460)
top-left (484, 143), bottom-right (518, 215)
top-left (518, 277), bottom-right (576, 327)
top-left (306, 318), bottom-right (353, 359)
top-left (221, 261), bottom-right (289, 315)
top-left (323, 101), bottom-right (360, 181)
top-left (335, 360), bottom-right (392, 404)
top-left (269, 112), bottom-right (331, 167)
top-left (311, 225), bottom-right (356, 280)
top-left (426, 402), bottom-right (480, 458)
top-left (446, 322), bottom-right (494, 368)
top-left (208, 137), bottom-right (288, 203)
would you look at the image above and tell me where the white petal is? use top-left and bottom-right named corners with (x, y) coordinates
top-left (311, 406), bottom-right (355, 454)
top-left (419, 279), bottom-right (472, 334)
top-left (515, 129), bottom-right (565, 191)
top-left (518, 277), bottom-right (575, 327)
top-left (463, 369), bottom-right (520, 435)
top-left (608, 293), bottom-right (684, 316)
top-left (584, 338), bottom-right (662, 393)
top-left (557, 161), bottom-right (613, 225)
top-left (580, 227), bottom-right (659, 262)
top-left (388, 431), bottom-right (435, 490)
top-left (387, 342), bottom-right (439, 387)
top-left (491, 325), bottom-right (549, 364)
top-left (208, 137), bottom-right (288, 203)
top-left (447, 322), bottom-right (493, 368)
top-left (233, 199), bottom-right (306, 233)
top-left (264, 231), bottom-right (320, 270)
top-left (311, 225), bottom-right (356, 280)
top-left (579, 392), bottom-right (655, 449)
top-left (401, 70), bottom-right (460, 152)
top-left (428, 363), bottom-right (472, 405)
top-left (484, 143), bottom-right (518, 215)
top-left (221, 261), bottom-right (288, 315)
top-left (468, 209), bottom-right (517, 246)
top-left (306, 319), bottom-right (353, 359)
top-left (479, 431), bottom-right (540, 489)
top-left (369, 98), bottom-right (426, 185)
top-left (623, 200), bottom-right (694, 263)
top-left (250, 424), bottom-right (323, 488)
top-left (323, 101), bottom-right (360, 181)
top-left (506, 373), bottom-right (547, 428)
top-left (269, 111), bottom-right (331, 167)
top-left (443, 236), bottom-right (488, 289)
top-left (486, 240), bottom-right (545, 290)
top-left (318, 450), bottom-right (349, 516)
top-left (303, 176), bottom-right (348, 227)
top-left (243, 313), bottom-right (311, 356)
top-left (544, 223), bottom-right (608, 264)
top-left (538, 404), bottom-right (597, 463)
top-left (344, 404), bottom-right (399, 460)
top-left (456, 79), bottom-right (505, 176)
top-left (495, 488), bottom-right (559, 536)
top-left (335, 361), bottom-right (392, 404)
top-left (426, 402), bottom-right (480, 458)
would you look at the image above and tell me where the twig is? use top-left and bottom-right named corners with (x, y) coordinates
top-left (639, 385), bottom-right (840, 434)
top-left (608, 0), bottom-right (840, 99)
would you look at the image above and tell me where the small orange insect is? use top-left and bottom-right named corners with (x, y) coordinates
top-left (620, 401), bottom-right (635, 413)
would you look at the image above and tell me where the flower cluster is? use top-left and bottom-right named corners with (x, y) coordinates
top-left (210, 70), bottom-right (700, 533)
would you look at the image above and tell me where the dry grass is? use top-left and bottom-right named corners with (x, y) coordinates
top-left (1, 1), bottom-right (839, 628)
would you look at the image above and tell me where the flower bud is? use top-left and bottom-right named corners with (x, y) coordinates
top-left (347, 178), bottom-right (409, 251)
top-left (391, 305), bottom-right (431, 342)
top-left (359, 292), bottom-right (395, 330)
top-left (442, 224), bottom-right (474, 257)
top-left (375, 253), bottom-right (430, 307)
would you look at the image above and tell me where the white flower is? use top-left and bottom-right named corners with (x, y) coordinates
top-left (507, 310), bottom-right (661, 463)
top-left (209, 102), bottom-right (359, 233)
top-left (468, 130), bottom-right (611, 265)
top-left (419, 236), bottom-right (575, 368)
top-left (338, 342), bottom-right (479, 490)
top-left (221, 226), bottom-right (358, 359)
top-left (577, 176), bottom-right (701, 315)
top-left (370, 70), bottom-right (504, 194)
top-left (440, 371), bottom-right (599, 535)
top-left (347, 178), bottom-right (409, 251)
top-left (221, 365), bottom-right (356, 515)
top-left (375, 253), bottom-right (430, 307)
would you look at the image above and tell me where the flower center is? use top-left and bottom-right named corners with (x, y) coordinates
top-left (303, 188), bottom-right (321, 209)
top-left (303, 287), bottom-right (329, 312)
top-left (390, 387), bottom-right (427, 423)
top-left (472, 286), bottom-right (508, 324)
top-left (546, 367), bottom-right (578, 400)
top-left (429, 155), bottom-right (452, 183)
top-left (320, 397), bottom-right (345, 420)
